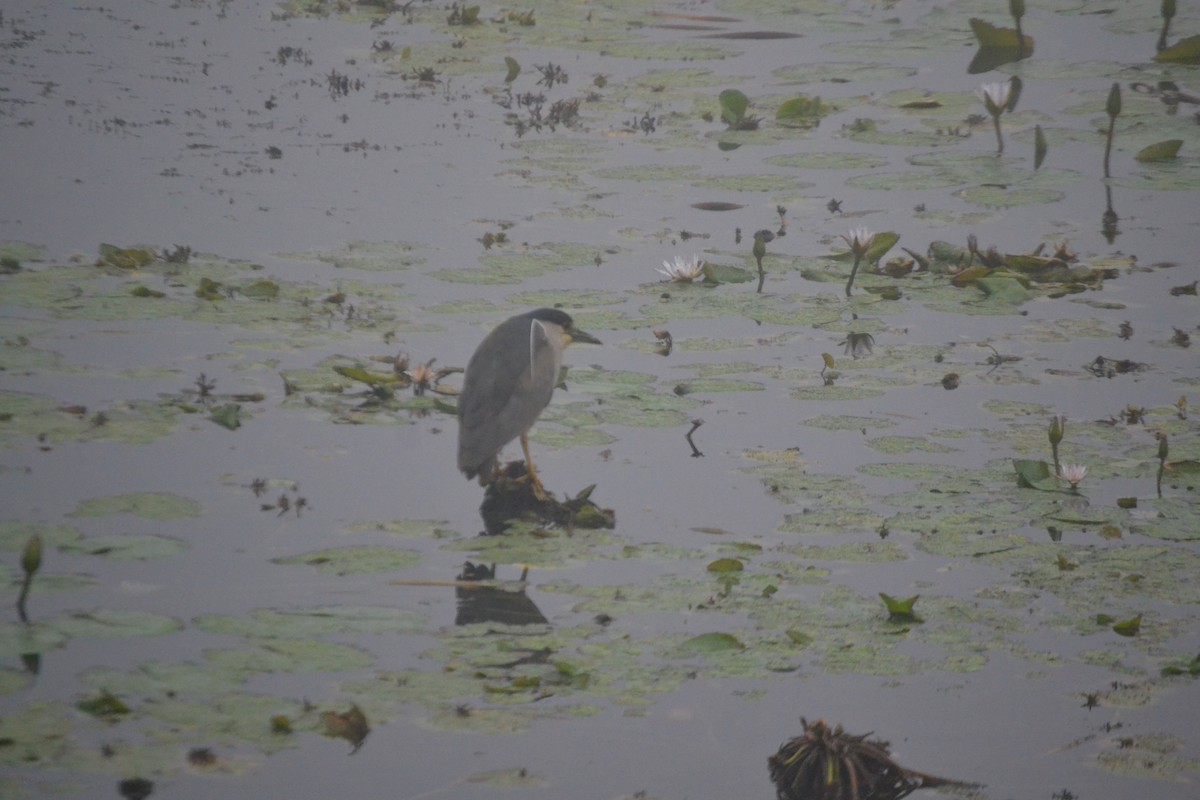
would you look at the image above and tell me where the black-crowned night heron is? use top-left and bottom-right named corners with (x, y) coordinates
top-left (457, 308), bottom-right (600, 500)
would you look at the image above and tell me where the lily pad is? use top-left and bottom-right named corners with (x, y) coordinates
top-left (59, 534), bottom-right (189, 561)
top-left (68, 492), bottom-right (201, 521)
top-left (272, 546), bottom-right (421, 575)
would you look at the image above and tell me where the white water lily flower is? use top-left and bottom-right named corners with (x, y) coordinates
top-left (657, 254), bottom-right (705, 282)
top-left (1061, 463), bottom-right (1088, 487)
top-left (976, 82), bottom-right (1011, 116)
top-left (840, 227), bottom-right (876, 257)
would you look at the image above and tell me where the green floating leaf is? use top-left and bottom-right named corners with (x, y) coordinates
top-left (785, 630), bottom-right (813, 647)
top-left (60, 533), bottom-right (188, 561)
top-left (1134, 139), bottom-right (1183, 162)
top-left (1161, 654), bottom-right (1200, 677)
top-left (968, 46), bottom-right (1026, 74)
top-left (719, 88), bottom-right (750, 127)
top-left (504, 56), bottom-right (520, 83)
top-left (55, 609), bottom-right (183, 639)
top-left (241, 280), bottom-right (280, 299)
top-left (334, 365), bottom-right (401, 387)
top-left (273, 545), bottom-right (421, 575)
top-left (702, 262), bottom-right (755, 284)
top-left (775, 95), bottom-right (828, 128)
top-left (76, 689), bottom-right (131, 720)
top-left (209, 403), bottom-right (242, 430)
top-left (967, 19), bottom-right (1032, 73)
top-left (968, 18), bottom-right (1031, 51)
top-left (1168, 459), bottom-right (1200, 475)
top-left (195, 276), bottom-right (225, 300)
top-left (865, 231), bottom-right (899, 263)
top-left (879, 592), bottom-right (922, 623)
top-left (1112, 614), bottom-right (1142, 637)
top-left (69, 491), bottom-right (201, 520)
top-left (706, 557), bottom-right (744, 573)
top-left (1154, 33), bottom-right (1200, 64)
top-left (99, 243), bottom-right (156, 269)
top-left (674, 632), bottom-right (745, 656)
top-left (1013, 459), bottom-right (1054, 489)
top-left (976, 276), bottom-right (1031, 306)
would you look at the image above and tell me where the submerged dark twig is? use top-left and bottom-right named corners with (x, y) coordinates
top-left (686, 419), bottom-right (704, 458)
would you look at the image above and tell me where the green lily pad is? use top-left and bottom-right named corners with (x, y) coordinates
top-left (205, 639), bottom-right (377, 675)
top-left (1154, 33), bottom-right (1200, 64)
top-left (53, 610), bottom-right (183, 639)
top-left (272, 546), bottom-right (421, 575)
top-left (68, 492), bottom-right (201, 520)
top-left (59, 534), bottom-right (189, 561)
top-left (1013, 458), bottom-right (1055, 489)
top-left (194, 606), bottom-right (427, 639)
top-left (673, 632), bottom-right (745, 656)
top-left (1135, 139), bottom-right (1183, 162)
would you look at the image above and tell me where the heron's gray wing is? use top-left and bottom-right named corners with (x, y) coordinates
top-left (457, 317), bottom-right (558, 474)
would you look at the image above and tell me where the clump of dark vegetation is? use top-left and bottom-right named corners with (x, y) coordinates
top-left (160, 244), bottom-right (191, 263)
top-left (275, 46), bottom-right (312, 67)
top-left (479, 464), bottom-right (615, 536)
top-left (446, 3), bottom-right (480, 26)
top-left (1086, 356), bottom-right (1146, 378)
top-left (326, 69), bottom-right (363, 99)
top-left (535, 62), bottom-right (568, 88)
top-left (768, 718), bottom-right (975, 800)
top-left (499, 90), bottom-right (581, 136)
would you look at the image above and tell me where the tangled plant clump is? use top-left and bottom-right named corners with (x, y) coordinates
top-left (768, 718), bottom-right (973, 800)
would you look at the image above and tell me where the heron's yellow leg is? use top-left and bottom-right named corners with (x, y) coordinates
top-left (520, 432), bottom-right (549, 501)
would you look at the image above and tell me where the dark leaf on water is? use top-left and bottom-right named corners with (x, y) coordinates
top-left (701, 31), bottom-right (801, 40)
top-left (968, 18), bottom-right (1032, 50)
top-left (1135, 139), bottom-right (1183, 162)
top-left (1154, 33), bottom-right (1200, 64)
top-left (1034, 124), bottom-right (1047, 170)
top-left (968, 46), bottom-right (1026, 74)
top-left (77, 689), bottom-right (131, 720)
top-left (320, 704), bottom-right (370, 749)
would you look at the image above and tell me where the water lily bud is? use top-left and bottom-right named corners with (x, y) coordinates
top-left (1048, 415), bottom-right (1064, 446)
top-left (21, 534), bottom-right (42, 577)
top-left (1010, 0), bottom-right (1026, 20)
top-left (1106, 82), bottom-right (1122, 120)
top-left (1162, 0), bottom-right (1176, 22)
top-left (1158, 432), bottom-right (1169, 461)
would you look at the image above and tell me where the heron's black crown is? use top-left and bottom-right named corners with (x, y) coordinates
top-left (524, 308), bottom-right (575, 330)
